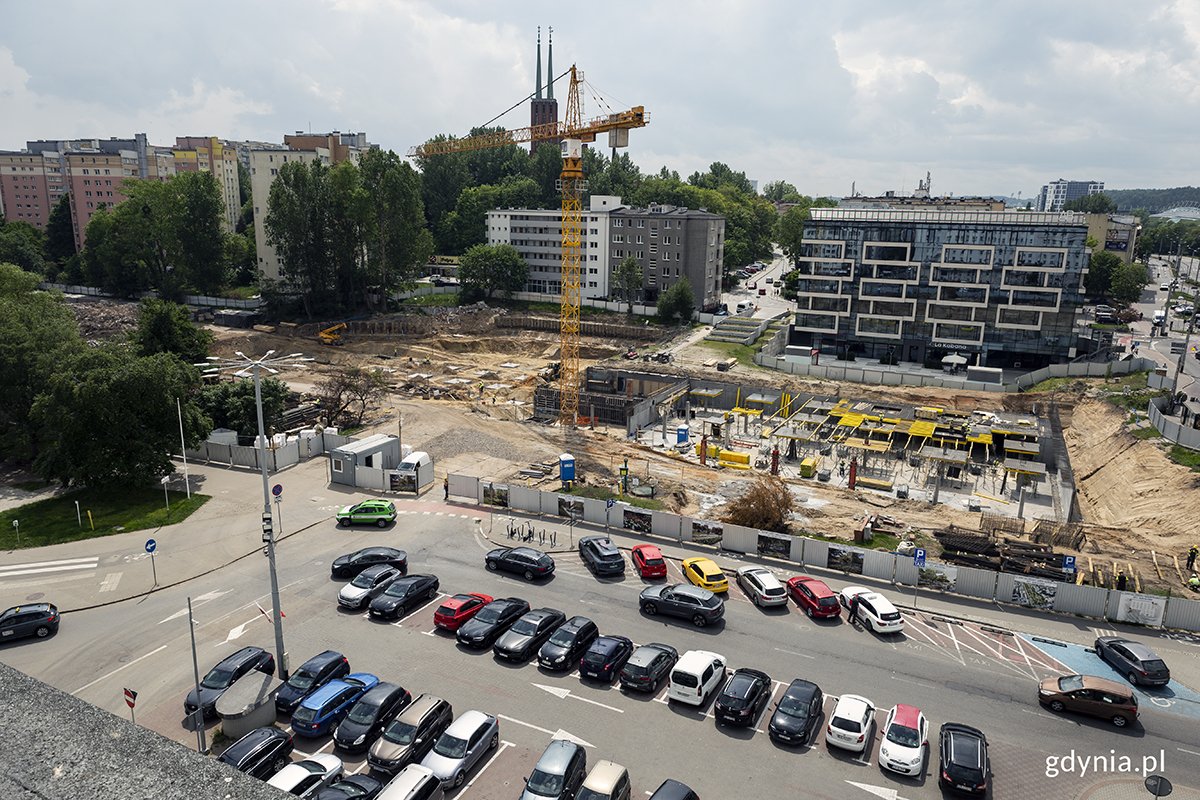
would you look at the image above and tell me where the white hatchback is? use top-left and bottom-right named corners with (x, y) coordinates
top-left (267, 754), bottom-right (343, 798)
top-left (825, 694), bottom-right (876, 753)
top-left (839, 586), bottom-right (904, 634)
top-left (878, 703), bottom-right (928, 775)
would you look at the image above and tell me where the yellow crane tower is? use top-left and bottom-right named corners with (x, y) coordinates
top-left (410, 66), bottom-right (648, 427)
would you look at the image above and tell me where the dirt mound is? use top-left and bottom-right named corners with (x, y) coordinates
top-left (69, 298), bottom-right (140, 341)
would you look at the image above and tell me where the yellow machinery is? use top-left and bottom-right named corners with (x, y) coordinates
top-left (411, 67), bottom-right (648, 427)
top-left (318, 322), bottom-right (347, 346)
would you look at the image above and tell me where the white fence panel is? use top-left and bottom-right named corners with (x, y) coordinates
top-left (862, 550), bottom-right (896, 581)
top-left (205, 443), bottom-right (231, 464)
top-left (356, 466), bottom-right (388, 492)
top-left (580, 497), bottom-right (609, 526)
top-left (1163, 596), bottom-right (1200, 632)
top-left (448, 474), bottom-right (479, 501)
top-left (508, 486), bottom-right (541, 515)
top-left (272, 441), bottom-right (300, 470)
top-left (994, 573), bottom-right (1019, 605)
top-left (230, 445), bottom-right (259, 469)
top-left (1052, 583), bottom-right (1109, 618)
top-left (721, 523), bottom-right (758, 554)
top-left (1107, 591), bottom-right (1167, 627)
top-left (894, 558), bottom-right (919, 586)
top-left (798, 538), bottom-right (828, 567)
top-left (789, 537), bottom-right (805, 563)
top-left (955, 566), bottom-right (999, 599)
top-left (651, 510), bottom-right (683, 541)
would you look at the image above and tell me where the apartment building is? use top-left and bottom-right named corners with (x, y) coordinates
top-left (1036, 179), bottom-right (1105, 212)
top-left (173, 136), bottom-right (242, 231)
top-left (788, 208), bottom-right (1091, 368)
top-left (0, 149), bottom-right (67, 229)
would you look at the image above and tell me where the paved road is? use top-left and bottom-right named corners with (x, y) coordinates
top-left (4, 493), bottom-right (1200, 799)
top-left (722, 248), bottom-right (793, 319)
top-left (1137, 257), bottom-right (1198, 395)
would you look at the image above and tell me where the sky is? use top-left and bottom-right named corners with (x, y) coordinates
top-left (2, 0), bottom-right (1198, 199)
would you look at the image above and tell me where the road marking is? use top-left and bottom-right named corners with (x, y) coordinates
top-left (1021, 708), bottom-right (1073, 724)
top-left (533, 683), bottom-right (624, 713)
top-left (774, 647), bottom-right (815, 659)
top-left (0, 557), bottom-right (100, 578)
top-left (889, 675), bottom-right (935, 690)
top-left (389, 593), bottom-right (447, 627)
top-left (73, 645), bottom-right (168, 694)
top-left (845, 780), bottom-right (910, 799)
top-left (421, 628), bottom-right (438, 637)
top-left (158, 590), bottom-right (231, 624)
top-left (98, 572), bottom-right (123, 593)
top-left (0, 556), bottom-right (99, 572)
top-left (1179, 747), bottom-right (1200, 757)
top-left (460, 740), bottom-right (513, 795)
top-left (496, 714), bottom-right (594, 747)
top-left (216, 617), bottom-right (262, 646)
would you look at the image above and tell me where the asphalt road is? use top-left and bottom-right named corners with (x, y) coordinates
top-left (4, 510), bottom-right (1200, 800)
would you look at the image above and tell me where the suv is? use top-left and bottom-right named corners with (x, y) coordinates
top-left (713, 667), bottom-right (772, 727)
top-left (1038, 674), bottom-right (1139, 727)
top-left (839, 586), bottom-right (904, 634)
top-left (486, 546), bottom-right (556, 580)
top-left (938, 723), bottom-right (990, 796)
top-left (369, 694), bottom-right (454, 776)
top-left (276, 650), bottom-right (350, 714)
top-left (218, 726), bottom-right (295, 779)
top-left (521, 739), bottom-right (587, 800)
top-left (639, 584), bottom-right (724, 627)
top-left (538, 616), bottom-right (599, 670)
top-left (333, 681), bottom-right (412, 752)
top-left (735, 566), bottom-right (787, 607)
top-left (336, 499), bottom-right (398, 528)
top-left (0, 603), bottom-right (60, 641)
top-left (185, 646), bottom-right (275, 719)
top-left (578, 536), bottom-right (625, 576)
top-left (292, 673), bottom-right (380, 737)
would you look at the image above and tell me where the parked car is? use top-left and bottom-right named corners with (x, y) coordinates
top-left (456, 597), bottom-right (530, 648)
top-left (485, 546), bottom-right (556, 581)
top-left (277, 650), bottom-right (351, 714)
top-left (368, 574), bottom-right (440, 620)
top-left (493, 607), bottom-right (567, 662)
top-left (735, 566), bottom-right (787, 607)
top-left (419, 710), bottom-right (500, 789)
top-left (580, 635), bottom-right (635, 683)
top-left (336, 499), bottom-right (397, 528)
top-left (639, 583), bottom-right (725, 628)
top-left (268, 754), bottom-right (343, 798)
top-left (292, 673), bottom-right (381, 737)
top-left (578, 535), bottom-right (625, 576)
top-left (1094, 637), bottom-right (1171, 686)
top-left (433, 593), bottom-right (493, 632)
top-left (338, 565), bottom-right (403, 610)
top-left (786, 576), bottom-right (841, 618)
top-left (185, 646), bottom-right (275, 719)
top-left (667, 649), bottom-right (727, 706)
top-left (879, 704), bottom-right (928, 776)
top-left (619, 643), bottom-right (679, 692)
top-left (1038, 674), bottom-right (1139, 727)
top-left (331, 547), bottom-right (408, 580)
top-left (0, 603), bottom-right (59, 641)
top-left (368, 694), bottom-right (454, 776)
top-left (825, 694), bottom-right (876, 753)
top-left (538, 615), bottom-right (599, 670)
top-left (768, 679), bottom-right (823, 746)
top-left (648, 781), bottom-right (698, 800)
top-left (218, 726), bottom-right (295, 779)
top-left (378, 765), bottom-right (444, 800)
top-left (315, 775), bottom-right (383, 800)
top-left (838, 586), bottom-right (904, 633)
top-left (938, 723), bottom-right (991, 796)
top-left (713, 667), bottom-right (772, 727)
top-left (577, 761), bottom-right (631, 800)
top-left (681, 557), bottom-right (728, 592)
top-left (333, 681), bottom-right (413, 752)
top-left (520, 739), bottom-right (587, 800)
top-left (630, 544), bottom-right (667, 579)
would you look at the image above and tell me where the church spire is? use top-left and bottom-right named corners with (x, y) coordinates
top-left (547, 26), bottom-right (554, 100)
top-left (535, 27), bottom-right (543, 100)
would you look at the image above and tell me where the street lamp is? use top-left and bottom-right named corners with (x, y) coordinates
top-left (196, 350), bottom-right (312, 679)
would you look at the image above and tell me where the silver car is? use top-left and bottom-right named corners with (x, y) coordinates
top-left (735, 566), bottom-right (788, 607)
top-left (338, 564), bottom-right (402, 609)
top-left (419, 709), bottom-right (499, 789)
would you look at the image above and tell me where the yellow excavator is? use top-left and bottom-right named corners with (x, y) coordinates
top-left (318, 322), bottom-right (347, 346)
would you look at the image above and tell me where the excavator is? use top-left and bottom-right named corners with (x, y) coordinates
top-left (318, 323), bottom-right (347, 346)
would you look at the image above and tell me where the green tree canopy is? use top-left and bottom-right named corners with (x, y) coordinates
top-left (264, 159), bottom-right (335, 317)
top-left (457, 243), bottom-right (528, 300)
top-left (1064, 193), bottom-right (1117, 213)
top-left (44, 193), bottom-right (77, 268)
top-left (197, 377), bottom-right (290, 440)
top-left (359, 149), bottom-right (434, 304)
top-left (1084, 250), bottom-right (1122, 298)
top-left (133, 298), bottom-right (214, 364)
top-left (656, 278), bottom-right (695, 323)
top-left (762, 180), bottom-right (803, 203)
top-left (613, 255), bottom-right (644, 315)
top-left (0, 221), bottom-right (47, 274)
top-left (1109, 261), bottom-right (1150, 306)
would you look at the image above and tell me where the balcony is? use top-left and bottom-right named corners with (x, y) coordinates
top-left (807, 296), bottom-right (850, 313)
top-left (1008, 289), bottom-right (1060, 310)
top-left (996, 308), bottom-right (1043, 330)
top-left (932, 322), bottom-right (984, 345)
top-left (930, 266), bottom-right (986, 286)
top-left (794, 278), bottom-right (843, 295)
top-left (859, 280), bottom-right (906, 299)
top-left (866, 300), bottom-right (916, 319)
top-left (798, 241), bottom-right (844, 259)
top-left (866, 265), bottom-right (919, 282)
top-left (926, 303), bottom-right (977, 322)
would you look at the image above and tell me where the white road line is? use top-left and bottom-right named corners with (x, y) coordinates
top-left (1020, 708), bottom-right (1073, 724)
top-left (773, 647), bottom-right (815, 660)
top-left (890, 675), bottom-right (936, 690)
top-left (959, 624), bottom-right (1037, 679)
top-left (421, 629), bottom-right (438, 637)
top-left (390, 594), bottom-right (447, 626)
top-left (1178, 747), bottom-right (1200, 757)
top-left (315, 740), bottom-right (336, 755)
top-left (460, 740), bottom-right (514, 795)
top-left (0, 562), bottom-right (101, 578)
top-left (0, 556), bottom-right (99, 571)
top-left (73, 645), bottom-right (168, 694)
top-left (98, 572), bottom-right (122, 593)
top-left (498, 713), bottom-right (558, 736)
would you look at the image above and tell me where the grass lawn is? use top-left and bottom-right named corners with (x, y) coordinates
top-left (1130, 426), bottom-right (1160, 440)
top-left (562, 484), bottom-right (665, 511)
top-left (1026, 376), bottom-right (1085, 393)
top-left (699, 332), bottom-right (774, 367)
top-left (0, 487), bottom-right (210, 550)
top-left (1168, 445), bottom-right (1200, 472)
top-left (399, 292), bottom-right (459, 308)
top-left (221, 285), bottom-right (260, 300)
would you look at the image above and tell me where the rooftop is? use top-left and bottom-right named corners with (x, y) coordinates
top-left (810, 208), bottom-right (1088, 226)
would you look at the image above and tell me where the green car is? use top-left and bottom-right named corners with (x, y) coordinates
top-left (336, 499), bottom-right (398, 528)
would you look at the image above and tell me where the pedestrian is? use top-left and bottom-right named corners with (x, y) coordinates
top-left (1116, 571), bottom-right (1128, 592)
top-left (848, 595), bottom-right (860, 626)
top-left (1187, 545), bottom-right (1198, 572)
top-left (1189, 573), bottom-right (1200, 592)
top-left (443, 476), bottom-right (449, 501)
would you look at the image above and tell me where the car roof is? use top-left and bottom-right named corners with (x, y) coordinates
top-left (535, 739), bottom-right (582, 772)
top-left (1102, 638), bottom-right (1160, 659)
top-left (685, 557), bottom-right (721, 572)
top-left (943, 724), bottom-right (985, 766)
top-left (446, 709), bottom-right (492, 737)
top-left (2, 603), bottom-right (55, 615)
top-left (891, 704), bottom-right (922, 728)
top-left (488, 597), bottom-right (525, 610)
top-left (582, 760), bottom-right (627, 790)
top-left (669, 584), bottom-right (714, 600)
top-left (384, 764), bottom-right (437, 793)
top-left (359, 682), bottom-right (404, 705)
top-left (357, 564), bottom-right (396, 578)
top-left (510, 546), bottom-right (544, 558)
top-left (219, 646), bottom-right (264, 667)
top-left (726, 671), bottom-right (764, 696)
top-left (1079, 675), bottom-right (1135, 695)
top-left (651, 779), bottom-right (696, 799)
top-left (222, 726), bottom-right (284, 758)
top-left (359, 546), bottom-right (401, 557)
top-left (633, 543), bottom-right (662, 555)
top-left (523, 608), bottom-right (562, 623)
top-left (629, 643), bottom-right (675, 665)
top-left (791, 576), bottom-right (834, 594)
top-left (783, 678), bottom-right (820, 701)
top-left (834, 695), bottom-right (872, 716)
top-left (303, 680), bottom-right (355, 708)
top-left (299, 650), bottom-right (346, 670)
top-left (676, 649), bottom-right (724, 670)
top-left (444, 593), bottom-right (485, 607)
top-left (592, 635), bottom-right (631, 651)
top-left (561, 615), bottom-right (595, 631)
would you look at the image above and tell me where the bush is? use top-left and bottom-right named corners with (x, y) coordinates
top-left (722, 476), bottom-right (794, 533)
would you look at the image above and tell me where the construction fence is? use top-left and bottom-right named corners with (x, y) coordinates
top-left (446, 474), bottom-right (1200, 633)
top-left (1148, 394), bottom-right (1200, 451)
top-left (184, 432), bottom-right (353, 472)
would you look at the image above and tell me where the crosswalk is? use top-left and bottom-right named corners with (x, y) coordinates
top-left (0, 555), bottom-right (99, 581)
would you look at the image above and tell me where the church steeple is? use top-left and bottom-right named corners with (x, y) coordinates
top-left (546, 27), bottom-right (554, 100)
top-left (535, 27), bottom-right (543, 100)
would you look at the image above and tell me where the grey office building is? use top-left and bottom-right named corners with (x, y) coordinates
top-left (1035, 179), bottom-right (1105, 212)
top-left (788, 208), bottom-right (1091, 369)
top-left (610, 204), bottom-right (725, 311)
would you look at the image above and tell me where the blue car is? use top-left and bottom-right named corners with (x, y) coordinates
top-left (291, 673), bottom-right (379, 737)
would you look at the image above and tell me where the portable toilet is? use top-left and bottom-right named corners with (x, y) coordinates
top-left (676, 425), bottom-right (690, 445)
top-left (559, 453), bottom-right (575, 486)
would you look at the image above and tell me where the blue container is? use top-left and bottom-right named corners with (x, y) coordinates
top-left (676, 425), bottom-right (690, 445)
top-left (559, 453), bottom-right (576, 482)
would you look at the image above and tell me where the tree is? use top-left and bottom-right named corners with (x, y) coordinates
top-left (656, 279), bottom-right (695, 323)
top-left (775, 205), bottom-right (812, 268)
top-left (687, 162), bottom-right (755, 196)
top-left (762, 180), bottom-right (803, 203)
top-left (316, 366), bottom-right (388, 427)
top-left (1064, 193), bottom-right (1117, 213)
top-left (722, 476), bottom-right (795, 533)
top-left (359, 149), bottom-right (434, 305)
top-left (30, 348), bottom-right (209, 487)
top-left (133, 298), bottom-right (214, 364)
top-left (264, 160), bottom-right (334, 318)
top-left (457, 243), bottom-right (528, 300)
top-left (44, 193), bottom-right (77, 269)
top-left (1110, 261), bottom-right (1150, 306)
top-left (1084, 250), bottom-right (1122, 298)
top-left (0, 221), bottom-right (47, 274)
top-left (612, 256), bottom-right (643, 315)
top-left (197, 377), bottom-right (290, 440)
top-left (173, 171), bottom-right (228, 294)
top-left (224, 230), bottom-right (256, 286)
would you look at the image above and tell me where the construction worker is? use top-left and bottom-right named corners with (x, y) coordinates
top-left (443, 476), bottom-right (449, 501)
top-left (1189, 573), bottom-right (1200, 592)
top-left (1116, 571), bottom-right (1128, 592)
top-left (1187, 545), bottom-right (1198, 572)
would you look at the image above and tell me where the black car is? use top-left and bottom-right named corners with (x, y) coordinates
top-left (0, 603), bottom-right (60, 642)
top-left (276, 650), bottom-right (351, 714)
top-left (368, 574), bottom-right (440, 620)
top-left (331, 547), bottom-right (409, 579)
top-left (768, 679), bottom-right (823, 745)
top-left (538, 615), bottom-right (599, 671)
top-left (314, 775), bottom-right (382, 800)
top-left (580, 635), bottom-right (635, 683)
top-left (619, 643), bottom-right (679, 692)
top-left (938, 723), bottom-right (991, 796)
top-left (578, 535), bottom-right (625, 576)
top-left (185, 646), bottom-right (275, 719)
top-left (648, 780), bottom-right (699, 800)
top-left (333, 682), bottom-right (413, 752)
top-left (456, 597), bottom-right (531, 648)
top-left (493, 607), bottom-right (567, 662)
top-left (639, 584), bottom-right (725, 627)
top-left (714, 667), bottom-right (772, 727)
top-left (485, 546), bottom-right (556, 581)
top-left (217, 726), bottom-right (294, 779)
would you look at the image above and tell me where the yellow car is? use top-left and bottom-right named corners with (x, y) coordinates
top-left (681, 557), bottom-right (728, 593)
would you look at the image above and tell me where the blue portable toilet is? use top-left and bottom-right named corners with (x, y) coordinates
top-left (676, 425), bottom-right (690, 445)
top-left (559, 453), bottom-right (575, 483)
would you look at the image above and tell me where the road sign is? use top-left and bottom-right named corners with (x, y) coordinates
top-left (145, 539), bottom-right (157, 554)
top-left (606, 499), bottom-right (615, 509)
top-left (272, 483), bottom-right (283, 497)
top-left (124, 688), bottom-right (137, 709)
top-left (1063, 555), bottom-right (1077, 571)
top-left (913, 548), bottom-right (926, 568)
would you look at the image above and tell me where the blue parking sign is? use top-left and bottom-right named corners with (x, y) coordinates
top-left (913, 548), bottom-right (926, 568)
top-left (1063, 555), bottom-right (1077, 571)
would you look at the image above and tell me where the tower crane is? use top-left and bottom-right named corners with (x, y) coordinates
top-left (410, 66), bottom-right (648, 427)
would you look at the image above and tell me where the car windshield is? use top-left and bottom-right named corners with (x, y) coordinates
top-left (833, 715), bottom-right (862, 733)
top-left (1058, 675), bottom-right (1085, 692)
top-left (201, 666), bottom-right (234, 689)
top-left (347, 701), bottom-right (379, 724)
top-left (383, 720), bottom-right (417, 745)
top-left (291, 706), bottom-right (317, 724)
top-left (644, 556), bottom-right (664, 566)
top-left (384, 580), bottom-right (414, 597)
top-left (351, 572), bottom-right (377, 588)
top-left (583, 648), bottom-right (608, 664)
top-left (511, 619), bottom-right (539, 635)
top-left (778, 694), bottom-right (809, 717)
top-left (475, 607), bottom-right (503, 623)
top-left (525, 769), bottom-right (564, 796)
top-left (549, 628), bottom-right (577, 646)
top-left (818, 596), bottom-right (839, 607)
top-left (433, 733), bottom-right (468, 759)
top-left (436, 604), bottom-right (457, 617)
top-left (887, 723), bottom-right (920, 748)
top-left (576, 790), bottom-right (609, 800)
top-left (1144, 659), bottom-right (1168, 672)
top-left (287, 670), bottom-right (318, 691)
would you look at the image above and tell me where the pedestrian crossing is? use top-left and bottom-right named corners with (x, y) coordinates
top-left (0, 555), bottom-right (99, 581)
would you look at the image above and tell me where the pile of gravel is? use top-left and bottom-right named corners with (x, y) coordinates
top-left (417, 428), bottom-right (544, 463)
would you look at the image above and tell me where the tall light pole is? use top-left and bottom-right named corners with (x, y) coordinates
top-left (197, 350), bottom-right (312, 680)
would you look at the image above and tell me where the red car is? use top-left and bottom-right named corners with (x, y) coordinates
top-left (631, 544), bottom-right (667, 579)
top-left (432, 592), bottom-right (493, 631)
top-left (786, 576), bottom-right (840, 619)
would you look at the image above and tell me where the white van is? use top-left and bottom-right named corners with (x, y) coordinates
top-left (1153, 310), bottom-right (1167, 325)
top-left (667, 649), bottom-right (726, 706)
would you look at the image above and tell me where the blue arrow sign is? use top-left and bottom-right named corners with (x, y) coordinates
top-left (606, 499), bottom-right (615, 509)
top-left (145, 538), bottom-right (157, 554)
top-left (913, 548), bottom-right (926, 568)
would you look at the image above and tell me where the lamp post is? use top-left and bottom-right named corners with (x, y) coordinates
top-left (197, 350), bottom-right (312, 680)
